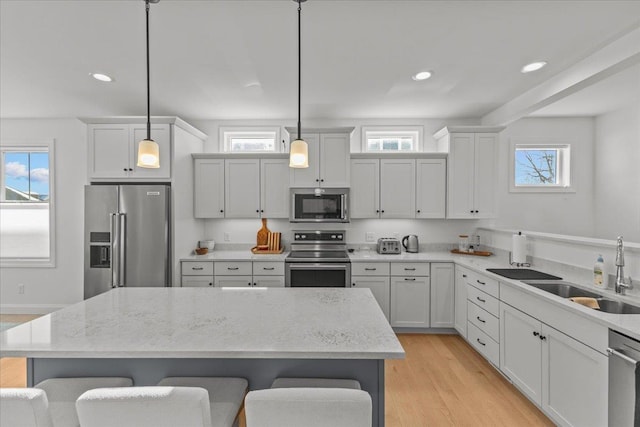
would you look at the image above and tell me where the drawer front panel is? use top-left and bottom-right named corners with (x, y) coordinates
top-left (182, 261), bottom-right (214, 276)
top-left (468, 301), bottom-right (500, 342)
top-left (467, 284), bottom-right (499, 317)
top-left (467, 271), bottom-right (499, 298)
top-left (467, 322), bottom-right (499, 367)
top-left (352, 262), bottom-right (390, 276)
top-left (214, 261), bottom-right (252, 276)
top-left (252, 262), bottom-right (285, 276)
top-left (214, 276), bottom-right (253, 287)
top-left (391, 262), bottom-right (429, 276)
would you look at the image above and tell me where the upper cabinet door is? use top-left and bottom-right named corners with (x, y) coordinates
top-left (416, 158), bottom-right (446, 218)
top-left (380, 159), bottom-right (416, 218)
top-left (350, 159), bottom-right (380, 219)
top-left (194, 159), bottom-right (224, 219)
top-left (130, 124), bottom-right (171, 179)
top-left (290, 133), bottom-right (320, 187)
top-left (88, 124), bottom-right (130, 178)
top-left (225, 158), bottom-right (260, 218)
top-left (447, 133), bottom-right (475, 218)
top-left (473, 133), bottom-right (497, 218)
top-left (260, 158), bottom-right (289, 219)
top-left (320, 133), bottom-right (350, 187)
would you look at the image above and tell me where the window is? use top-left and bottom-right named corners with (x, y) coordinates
top-left (362, 126), bottom-right (422, 152)
top-left (510, 140), bottom-right (572, 192)
top-left (220, 127), bottom-right (282, 153)
top-left (1, 140), bottom-right (55, 266)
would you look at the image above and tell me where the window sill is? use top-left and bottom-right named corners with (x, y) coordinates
top-left (509, 185), bottom-right (576, 194)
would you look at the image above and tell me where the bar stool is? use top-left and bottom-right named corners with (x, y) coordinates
top-left (157, 377), bottom-right (248, 427)
top-left (35, 377), bottom-right (133, 427)
top-left (76, 386), bottom-right (212, 427)
top-left (0, 388), bottom-right (54, 427)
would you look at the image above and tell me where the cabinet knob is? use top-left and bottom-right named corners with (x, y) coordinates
top-left (129, 168), bottom-right (133, 171)
top-left (376, 209), bottom-right (380, 213)
top-left (253, 283), bottom-right (257, 287)
top-left (316, 179), bottom-right (319, 182)
top-left (256, 210), bottom-right (259, 213)
top-left (123, 168), bottom-right (128, 171)
top-left (475, 210), bottom-right (479, 213)
top-left (352, 283), bottom-right (356, 287)
top-left (248, 282), bottom-right (252, 287)
top-left (261, 209), bottom-right (264, 213)
top-left (209, 283), bottom-right (213, 287)
top-left (320, 179), bottom-right (324, 182)
top-left (381, 210), bottom-right (385, 213)
top-left (417, 210), bottom-right (421, 213)
top-left (470, 210), bottom-right (474, 214)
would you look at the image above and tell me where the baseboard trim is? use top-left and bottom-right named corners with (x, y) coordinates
top-left (0, 304), bottom-right (68, 314)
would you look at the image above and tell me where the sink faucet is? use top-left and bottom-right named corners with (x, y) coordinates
top-left (615, 236), bottom-right (632, 295)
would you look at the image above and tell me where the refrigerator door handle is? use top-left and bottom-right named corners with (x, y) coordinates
top-left (110, 213), bottom-right (119, 288)
top-left (119, 213), bottom-right (126, 287)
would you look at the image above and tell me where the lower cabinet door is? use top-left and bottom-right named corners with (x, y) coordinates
top-left (182, 276), bottom-right (214, 287)
top-left (214, 276), bottom-right (253, 287)
top-left (430, 263), bottom-right (454, 328)
top-left (500, 302), bottom-right (543, 405)
top-left (352, 276), bottom-right (390, 321)
top-left (390, 276), bottom-right (430, 328)
top-left (253, 276), bottom-right (285, 288)
top-left (454, 267), bottom-right (467, 337)
top-left (541, 324), bottom-right (608, 427)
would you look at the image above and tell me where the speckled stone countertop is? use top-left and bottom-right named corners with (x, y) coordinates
top-left (0, 288), bottom-right (405, 359)
top-left (181, 250), bottom-right (289, 262)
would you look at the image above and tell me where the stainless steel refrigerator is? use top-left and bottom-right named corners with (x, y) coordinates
top-left (84, 185), bottom-right (171, 299)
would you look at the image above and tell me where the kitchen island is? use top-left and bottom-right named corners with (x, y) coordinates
top-left (0, 287), bottom-right (404, 426)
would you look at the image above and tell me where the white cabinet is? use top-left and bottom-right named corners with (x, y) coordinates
top-left (194, 159), bottom-right (225, 219)
top-left (225, 159), bottom-right (261, 218)
top-left (87, 123), bottom-right (171, 180)
top-left (182, 277), bottom-right (214, 287)
top-left (181, 261), bottom-right (214, 287)
top-left (434, 127), bottom-right (502, 218)
top-left (288, 128), bottom-right (353, 188)
top-left (500, 302), bottom-right (608, 427)
top-left (253, 276), bottom-right (285, 287)
top-left (430, 263), bottom-right (454, 328)
top-left (352, 277), bottom-right (390, 321)
top-left (454, 267), bottom-right (468, 337)
top-left (390, 262), bottom-right (430, 328)
top-left (215, 276), bottom-right (254, 287)
top-left (350, 156), bottom-right (445, 219)
top-left (181, 260), bottom-right (286, 288)
top-left (260, 159), bottom-right (289, 218)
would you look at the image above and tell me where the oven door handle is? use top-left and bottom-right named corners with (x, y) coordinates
top-left (288, 264), bottom-right (349, 270)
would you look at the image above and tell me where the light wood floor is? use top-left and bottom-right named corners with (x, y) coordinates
top-left (1, 320), bottom-right (552, 426)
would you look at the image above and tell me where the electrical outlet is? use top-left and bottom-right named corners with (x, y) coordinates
top-left (365, 232), bottom-right (375, 242)
top-left (224, 232), bottom-right (230, 242)
top-left (18, 284), bottom-right (24, 295)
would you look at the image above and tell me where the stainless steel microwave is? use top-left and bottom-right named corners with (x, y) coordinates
top-left (290, 188), bottom-right (349, 223)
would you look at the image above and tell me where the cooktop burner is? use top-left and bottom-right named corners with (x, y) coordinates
top-left (486, 268), bottom-right (562, 281)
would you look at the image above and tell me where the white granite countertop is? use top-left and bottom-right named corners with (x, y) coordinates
top-left (0, 288), bottom-right (404, 360)
top-left (349, 250), bottom-right (455, 263)
top-left (181, 250), bottom-right (289, 262)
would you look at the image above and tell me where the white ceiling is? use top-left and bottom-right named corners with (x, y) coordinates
top-left (1, 0), bottom-right (640, 121)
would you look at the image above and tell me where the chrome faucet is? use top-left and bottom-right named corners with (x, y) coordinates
top-left (614, 236), bottom-right (632, 295)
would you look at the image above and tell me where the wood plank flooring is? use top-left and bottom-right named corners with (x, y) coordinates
top-left (1, 324), bottom-right (552, 426)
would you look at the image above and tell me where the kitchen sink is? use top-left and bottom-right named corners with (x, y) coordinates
top-left (521, 281), bottom-right (603, 299)
top-left (596, 299), bottom-right (640, 314)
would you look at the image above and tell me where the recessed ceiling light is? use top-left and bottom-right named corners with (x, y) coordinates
top-left (90, 73), bottom-right (114, 82)
top-left (412, 71), bottom-right (432, 81)
top-left (521, 61), bottom-right (547, 73)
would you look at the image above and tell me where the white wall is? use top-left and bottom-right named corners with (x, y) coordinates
top-left (0, 119), bottom-right (86, 312)
top-left (493, 117), bottom-right (595, 236)
top-left (594, 102), bottom-right (640, 242)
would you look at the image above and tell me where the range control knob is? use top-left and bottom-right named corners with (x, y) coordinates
top-left (295, 234), bottom-right (300, 239)
top-left (301, 235), bottom-right (307, 239)
top-left (382, 247), bottom-right (387, 252)
top-left (331, 235), bottom-right (336, 239)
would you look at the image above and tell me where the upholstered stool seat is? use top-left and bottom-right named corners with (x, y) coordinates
top-left (271, 377), bottom-right (361, 390)
top-left (0, 388), bottom-right (54, 427)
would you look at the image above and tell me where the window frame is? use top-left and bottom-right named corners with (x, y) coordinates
top-left (361, 126), bottom-right (423, 153)
top-left (509, 138), bottom-right (574, 193)
top-left (0, 139), bottom-right (56, 267)
top-left (219, 126), bottom-right (283, 153)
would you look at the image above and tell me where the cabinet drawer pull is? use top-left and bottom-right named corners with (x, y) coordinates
top-left (476, 338), bottom-right (486, 346)
top-left (191, 267), bottom-right (204, 271)
top-left (476, 296), bottom-right (486, 303)
top-left (462, 274), bottom-right (467, 278)
top-left (404, 278), bottom-right (416, 281)
top-left (263, 267), bottom-right (275, 271)
top-left (476, 316), bottom-right (486, 323)
top-left (227, 267), bottom-right (239, 270)
top-left (404, 268), bottom-right (416, 271)
top-left (476, 280), bottom-right (486, 285)
top-left (364, 268), bottom-right (377, 271)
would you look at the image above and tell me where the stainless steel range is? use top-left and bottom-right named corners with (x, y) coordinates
top-left (285, 230), bottom-right (351, 287)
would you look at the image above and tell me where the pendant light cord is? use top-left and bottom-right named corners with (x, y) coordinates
top-left (146, 0), bottom-right (151, 141)
top-left (296, 0), bottom-right (302, 141)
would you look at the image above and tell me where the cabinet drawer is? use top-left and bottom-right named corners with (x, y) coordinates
top-left (253, 276), bottom-right (285, 287)
top-left (352, 262), bottom-right (390, 276)
top-left (467, 271), bottom-right (499, 298)
top-left (214, 261), bottom-right (252, 276)
top-left (214, 276), bottom-right (253, 287)
top-left (468, 301), bottom-right (499, 342)
top-left (391, 262), bottom-right (429, 276)
top-left (253, 262), bottom-right (284, 276)
top-left (467, 284), bottom-right (499, 317)
top-left (181, 276), bottom-right (214, 287)
top-left (467, 322), bottom-right (499, 367)
top-left (182, 261), bottom-right (214, 276)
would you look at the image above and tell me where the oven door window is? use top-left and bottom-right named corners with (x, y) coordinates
top-left (289, 265), bottom-right (347, 287)
top-left (295, 195), bottom-right (342, 220)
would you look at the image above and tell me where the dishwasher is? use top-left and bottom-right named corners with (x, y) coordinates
top-left (608, 330), bottom-right (640, 426)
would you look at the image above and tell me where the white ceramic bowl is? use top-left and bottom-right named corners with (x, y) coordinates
top-left (199, 240), bottom-right (215, 251)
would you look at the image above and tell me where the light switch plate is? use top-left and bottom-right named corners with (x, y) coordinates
top-left (365, 232), bottom-right (375, 242)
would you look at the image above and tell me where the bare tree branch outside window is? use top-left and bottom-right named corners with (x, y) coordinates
top-left (515, 149), bottom-right (558, 185)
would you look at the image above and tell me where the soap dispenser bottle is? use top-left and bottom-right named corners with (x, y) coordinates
top-left (594, 255), bottom-right (607, 288)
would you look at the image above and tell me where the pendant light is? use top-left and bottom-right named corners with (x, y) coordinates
top-left (137, 0), bottom-right (160, 169)
top-left (289, 0), bottom-right (309, 168)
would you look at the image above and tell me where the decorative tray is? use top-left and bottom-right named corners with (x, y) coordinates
top-left (450, 249), bottom-right (493, 257)
top-left (251, 246), bottom-right (284, 254)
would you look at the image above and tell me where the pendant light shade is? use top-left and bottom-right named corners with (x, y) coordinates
top-left (289, 0), bottom-right (309, 169)
top-left (137, 0), bottom-right (160, 169)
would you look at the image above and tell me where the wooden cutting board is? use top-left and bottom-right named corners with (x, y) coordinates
top-left (257, 218), bottom-right (270, 246)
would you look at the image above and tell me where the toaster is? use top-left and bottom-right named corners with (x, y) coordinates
top-left (377, 238), bottom-right (401, 254)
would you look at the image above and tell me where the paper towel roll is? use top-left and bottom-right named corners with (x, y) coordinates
top-left (512, 233), bottom-right (527, 264)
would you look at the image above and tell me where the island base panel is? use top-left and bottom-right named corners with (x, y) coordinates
top-left (28, 358), bottom-right (385, 426)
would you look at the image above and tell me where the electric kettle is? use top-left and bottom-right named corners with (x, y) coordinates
top-left (402, 235), bottom-right (419, 253)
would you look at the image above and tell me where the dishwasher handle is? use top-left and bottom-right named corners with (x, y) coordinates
top-left (607, 347), bottom-right (640, 366)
